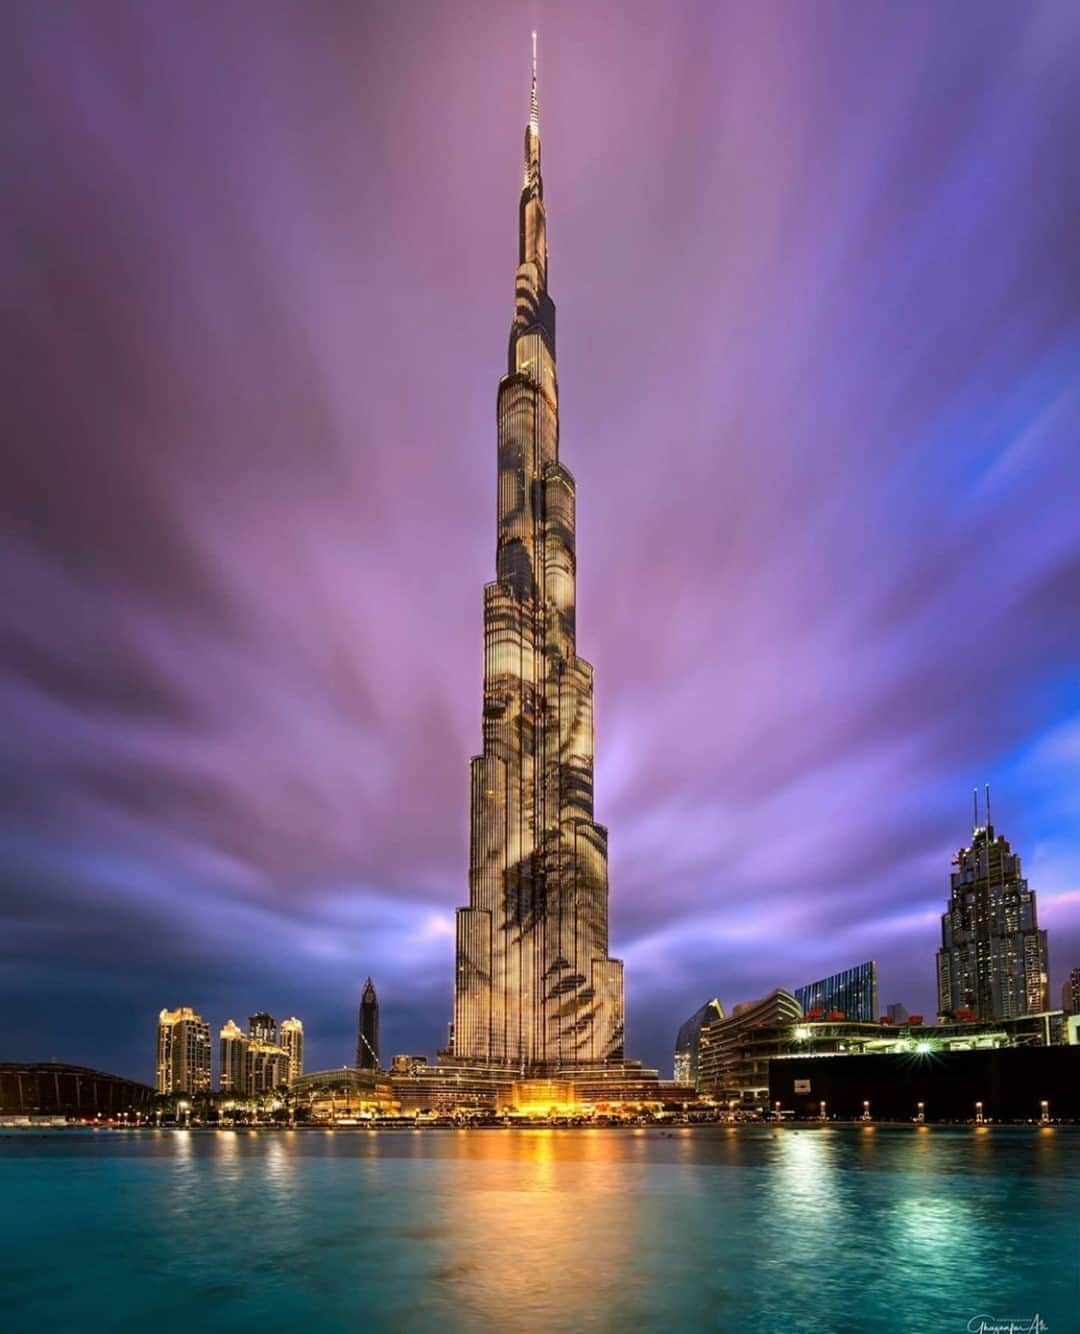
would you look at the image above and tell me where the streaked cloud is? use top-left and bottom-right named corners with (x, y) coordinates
top-left (2, 0), bottom-right (1078, 1076)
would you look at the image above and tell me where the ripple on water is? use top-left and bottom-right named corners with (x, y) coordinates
top-left (0, 1126), bottom-right (1076, 1334)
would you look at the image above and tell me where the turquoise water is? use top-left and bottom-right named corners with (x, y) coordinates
top-left (2, 1126), bottom-right (1077, 1332)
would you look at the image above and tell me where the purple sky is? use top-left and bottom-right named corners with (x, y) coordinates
top-left (3, 1), bottom-right (1079, 1080)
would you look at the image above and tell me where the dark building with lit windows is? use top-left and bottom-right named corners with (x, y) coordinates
top-left (248, 1012), bottom-right (277, 1045)
top-left (937, 791), bottom-right (1049, 1020)
top-left (357, 977), bottom-right (380, 1070)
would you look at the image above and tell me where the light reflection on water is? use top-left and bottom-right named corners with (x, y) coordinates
top-left (1, 1126), bottom-right (1077, 1333)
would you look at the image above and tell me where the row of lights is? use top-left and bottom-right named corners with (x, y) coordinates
top-left (769, 1098), bottom-right (1054, 1124)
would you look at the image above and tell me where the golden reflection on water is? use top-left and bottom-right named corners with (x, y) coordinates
top-left (425, 1129), bottom-right (645, 1326)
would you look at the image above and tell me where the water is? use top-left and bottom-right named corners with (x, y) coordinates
top-left (2, 1126), bottom-right (1077, 1333)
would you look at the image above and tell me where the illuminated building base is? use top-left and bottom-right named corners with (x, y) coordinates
top-left (387, 1059), bottom-right (698, 1116)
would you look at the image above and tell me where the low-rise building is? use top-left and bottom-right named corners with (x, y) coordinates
top-left (697, 989), bottom-right (803, 1104)
top-left (699, 1002), bottom-right (1065, 1110)
top-left (770, 1044), bottom-right (1080, 1121)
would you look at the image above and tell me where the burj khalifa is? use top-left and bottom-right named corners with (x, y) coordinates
top-left (453, 37), bottom-right (626, 1070)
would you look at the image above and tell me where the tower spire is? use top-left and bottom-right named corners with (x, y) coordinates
top-left (530, 31), bottom-right (539, 134)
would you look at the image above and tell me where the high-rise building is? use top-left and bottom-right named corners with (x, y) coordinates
top-left (280, 1017), bottom-right (304, 1083)
top-left (248, 1012), bottom-right (277, 1045)
top-left (1057, 968), bottom-right (1078, 1015)
top-left (156, 1007), bottom-right (211, 1096)
top-left (795, 962), bottom-right (878, 1023)
top-left (357, 978), bottom-right (379, 1070)
top-left (886, 1002), bottom-right (909, 1025)
top-left (452, 35), bottom-right (625, 1071)
top-left (937, 791), bottom-right (1049, 1020)
top-left (219, 1019), bottom-right (248, 1093)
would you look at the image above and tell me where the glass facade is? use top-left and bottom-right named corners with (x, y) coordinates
top-left (674, 999), bottom-right (724, 1083)
top-left (453, 41), bottom-right (624, 1068)
top-left (795, 961), bottom-right (879, 1024)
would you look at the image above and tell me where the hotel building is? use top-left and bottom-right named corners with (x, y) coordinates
top-left (219, 1019), bottom-right (247, 1094)
top-left (280, 1017), bottom-right (304, 1083)
top-left (245, 1041), bottom-right (289, 1095)
top-left (155, 1007), bottom-right (211, 1096)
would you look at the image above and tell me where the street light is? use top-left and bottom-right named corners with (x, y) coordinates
top-left (1040, 1099), bottom-right (1049, 1125)
top-left (819, 1100), bottom-right (827, 1121)
top-left (975, 1100), bottom-right (984, 1125)
top-left (916, 1101), bottom-right (925, 1125)
top-left (862, 1100), bottom-right (871, 1122)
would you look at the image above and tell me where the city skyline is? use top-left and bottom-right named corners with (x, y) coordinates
top-left (4, 3), bottom-right (1080, 1080)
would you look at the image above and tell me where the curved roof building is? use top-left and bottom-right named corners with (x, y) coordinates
top-left (0, 1063), bottom-right (153, 1118)
top-left (697, 989), bottom-right (803, 1100)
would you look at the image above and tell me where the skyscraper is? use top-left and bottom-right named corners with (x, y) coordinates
top-left (357, 978), bottom-right (379, 1070)
top-left (937, 790), bottom-right (1049, 1020)
top-left (452, 35), bottom-right (625, 1071)
top-left (248, 1012), bottom-right (277, 1045)
top-left (280, 1017), bottom-right (304, 1084)
top-left (156, 1007), bottom-right (211, 1096)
